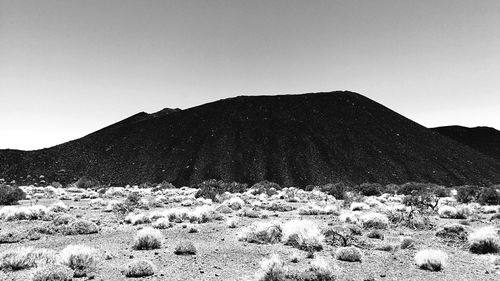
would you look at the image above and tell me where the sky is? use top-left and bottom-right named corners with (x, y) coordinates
top-left (1, 0), bottom-right (499, 150)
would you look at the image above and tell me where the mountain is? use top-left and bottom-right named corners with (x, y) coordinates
top-left (1, 91), bottom-right (500, 187)
top-left (432, 126), bottom-right (500, 161)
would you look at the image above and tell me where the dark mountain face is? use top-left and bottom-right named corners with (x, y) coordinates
top-left (1, 91), bottom-right (500, 187)
top-left (432, 126), bottom-right (500, 161)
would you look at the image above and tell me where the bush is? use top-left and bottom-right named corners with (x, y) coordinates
top-left (375, 244), bottom-right (398, 252)
top-left (335, 246), bottom-right (362, 262)
top-left (478, 187), bottom-right (500, 206)
top-left (255, 254), bottom-right (337, 281)
top-left (400, 237), bottom-right (415, 249)
top-left (350, 202), bottom-right (369, 211)
top-left (356, 183), bottom-right (382, 197)
top-left (133, 227), bottom-right (163, 250)
top-left (437, 206), bottom-right (458, 219)
top-left (320, 182), bottom-right (349, 200)
top-left (0, 230), bottom-right (24, 243)
top-left (123, 260), bottom-right (155, 277)
top-left (193, 180), bottom-right (247, 202)
top-left (397, 182), bottom-right (434, 196)
top-left (0, 184), bottom-right (26, 205)
top-left (152, 181), bottom-right (175, 192)
top-left (61, 219), bottom-right (98, 235)
top-left (174, 242), bottom-right (197, 255)
top-left (48, 202), bottom-right (69, 213)
top-left (152, 218), bottom-right (173, 229)
top-left (32, 264), bottom-right (73, 281)
top-left (0, 247), bottom-right (57, 271)
top-left (249, 181), bottom-right (280, 196)
top-left (59, 244), bottom-right (97, 277)
top-left (227, 218), bottom-right (239, 228)
top-left (468, 226), bottom-right (500, 254)
top-left (414, 249), bottom-right (448, 271)
top-left (433, 186), bottom-right (450, 198)
top-left (360, 213), bottom-right (389, 229)
top-left (74, 176), bottom-right (100, 189)
top-left (436, 224), bottom-right (467, 242)
top-left (455, 185), bottom-right (481, 204)
top-left (281, 220), bottom-right (324, 252)
top-left (238, 221), bottom-right (283, 244)
top-left (367, 230), bottom-right (384, 239)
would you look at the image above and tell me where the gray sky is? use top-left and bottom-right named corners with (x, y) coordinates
top-left (1, 0), bottom-right (499, 150)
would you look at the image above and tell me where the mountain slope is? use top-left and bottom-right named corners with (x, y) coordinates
top-left (1, 91), bottom-right (500, 187)
top-left (432, 126), bottom-right (500, 161)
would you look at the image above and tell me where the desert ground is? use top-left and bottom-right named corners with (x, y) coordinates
top-left (1, 182), bottom-right (500, 281)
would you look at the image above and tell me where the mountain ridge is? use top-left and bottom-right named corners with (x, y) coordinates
top-left (432, 125), bottom-right (500, 162)
top-left (1, 91), bottom-right (500, 187)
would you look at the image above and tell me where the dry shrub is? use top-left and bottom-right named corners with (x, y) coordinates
top-left (59, 244), bottom-right (98, 277)
top-left (123, 260), bottom-right (155, 277)
top-left (61, 219), bottom-right (98, 235)
top-left (133, 227), bottom-right (163, 250)
top-left (255, 254), bottom-right (338, 281)
top-left (360, 213), bottom-right (389, 229)
top-left (152, 218), bottom-right (173, 229)
top-left (0, 247), bottom-right (57, 271)
top-left (31, 264), bottom-right (73, 281)
top-left (468, 226), bottom-right (500, 254)
top-left (414, 249), bottom-right (448, 271)
top-left (238, 221), bottom-right (283, 244)
top-left (335, 246), bottom-right (362, 262)
top-left (174, 242), bottom-right (197, 255)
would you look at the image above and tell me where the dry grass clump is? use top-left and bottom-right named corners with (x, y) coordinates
top-left (122, 260), bottom-right (156, 277)
top-left (152, 218), bottom-right (173, 229)
top-left (53, 214), bottom-right (74, 226)
top-left (125, 212), bottom-right (151, 225)
top-left (298, 204), bottom-right (338, 216)
top-left (0, 230), bottom-right (24, 244)
top-left (360, 212), bottom-right (389, 229)
top-left (61, 219), bottom-right (98, 235)
top-left (435, 224), bottom-right (467, 241)
top-left (414, 249), bottom-right (448, 271)
top-left (215, 204), bottom-right (233, 214)
top-left (48, 202), bottom-right (69, 213)
top-left (339, 212), bottom-right (360, 224)
top-left (174, 242), bottom-right (197, 255)
top-left (366, 229), bottom-right (384, 239)
top-left (237, 208), bottom-right (262, 218)
top-left (238, 221), bottom-right (283, 244)
top-left (227, 217), bottom-right (239, 228)
top-left (335, 246), bottom-right (362, 262)
top-left (350, 202), bottom-right (370, 211)
top-left (31, 264), bottom-right (73, 281)
top-left (255, 254), bottom-right (338, 281)
top-left (59, 244), bottom-right (98, 277)
top-left (468, 226), bottom-right (500, 254)
top-left (89, 198), bottom-right (107, 209)
top-left (375, 243), bottom-right (398, 252)
top-left (187, 205), bottom-right (217, 223)
top-left (282, 220), bottom-right (324, 251)
top-left (438, 206), bottom-right (458, 218)
top-left (0, 247), bottom-right (57, 271)
top-left (400, 237), bottom-right (415, 249)
top-left (133, 227), bottom-right (163, 250)
top-left (0, 205), bottom-right (53, 221)
top-left (225, 197), bottom-right (245, 210)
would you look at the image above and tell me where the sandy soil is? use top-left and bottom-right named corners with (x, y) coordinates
top-left (1, 199), bottom-right (499, 281)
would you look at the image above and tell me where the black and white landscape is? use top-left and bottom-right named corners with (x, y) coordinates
top-left (1, 1), bottom-right (500, 281)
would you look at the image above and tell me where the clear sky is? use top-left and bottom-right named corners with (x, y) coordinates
top-left (1, 0), bottom-right (499, 150)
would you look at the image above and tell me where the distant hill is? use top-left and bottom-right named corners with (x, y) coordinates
top-left (432, 126), bottom-right (500, 161)
top-left (1, 91), bottom-right (500, 187)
